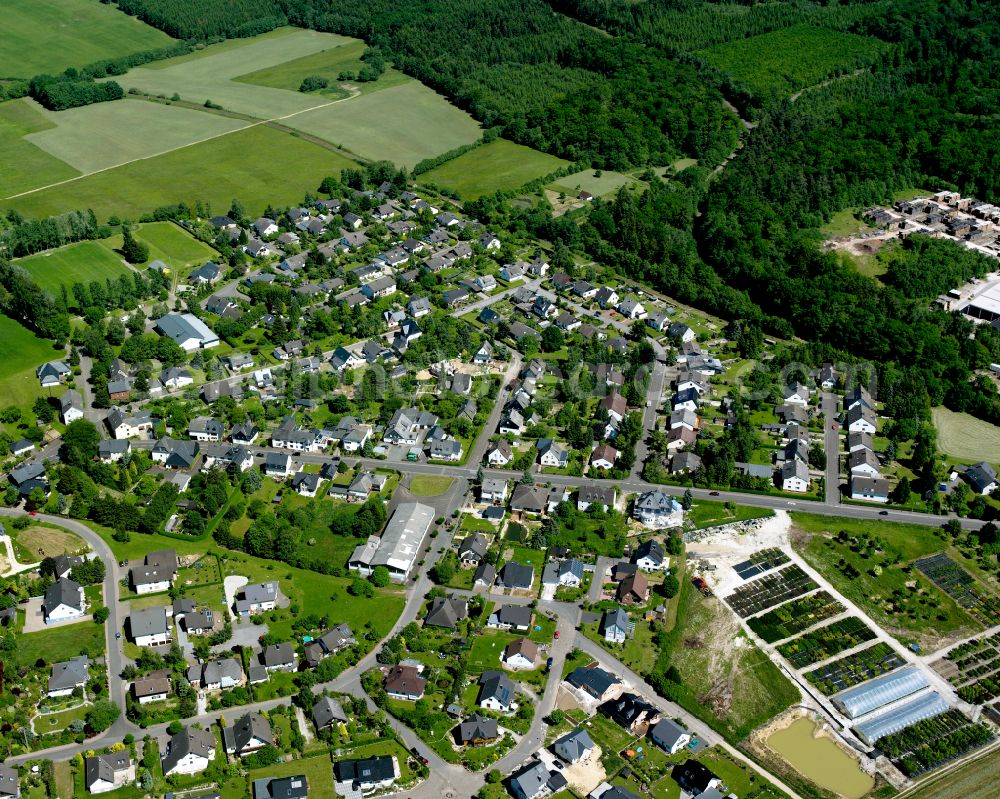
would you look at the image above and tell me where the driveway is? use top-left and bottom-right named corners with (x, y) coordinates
top-left (223, 575), bottom-right (247, 620)
top-left (214, 620), bottom-right (266, 653)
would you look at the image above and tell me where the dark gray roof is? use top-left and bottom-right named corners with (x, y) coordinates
top-left (478, 670), bottom-right (515, 706)
top-left (260, 642), bottom-right (295, 668)
top-left (162, 726), bottom-right (216, 774)
top-left (424, 597), bottom-right (468, 629)
top-left (44, 577), bottom-right (82, 613)
top-left (334, 756), bottom-right (395, 784)
top-left (85, 752), bottom-right (131, 788)
top-left (567, 666), bottom-right (620, 698)
top-left (498, 561), bottom-right (534, 589)
top-left (457, 713), bottom-right (498, 743)
top-left (225, 713), bottom-right (271, 754)
top-left (312, 696), bottom-right (347, 728)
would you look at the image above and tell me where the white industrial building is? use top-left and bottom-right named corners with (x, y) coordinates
top-left (348, 502), bottom-right (434, 581)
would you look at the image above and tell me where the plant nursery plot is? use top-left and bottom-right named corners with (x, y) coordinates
top-left (777, 616), bottom-right (877, 669)
top-left (725, 564), bottom-right (817, 618)
top-left (804, 642), bottom-right (906, 695)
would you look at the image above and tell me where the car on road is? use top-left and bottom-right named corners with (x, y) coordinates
top-left (879, 510), bottom-right (889, 515)
top-left (554, 630), bottom-right (560, 639)
top-left (115, 632), bottom-right (122, 639)
top-left (409, 747), bottom-right (429, 766)
top-left (831, 423), bottom-right (838, 430)
top-left (28, 510), bottom-right (36, 516)
top-left (709, 491), bottom-right (720, 496)
top-left (547, 657), bottom-right (554, 670)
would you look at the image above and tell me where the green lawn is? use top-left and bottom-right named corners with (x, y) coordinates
top-left (32, 703), bottom-right (89, 735)
top-left (0, 99), bottom-right (79, 197)
top-left (421, 139), bottom-right (569, 199)
top-left (791, 513), bottom-right (981, 649)
top-left (0, 0), bottom-right (174, 78)
top-left (23, 98), bottom-right (248, 176)
top-left (697, 24), bottom-right (885, 98)
top-left (14, 240), bottom-right (132, 298)
top-left (286, 80), bottom-right (482, 168)
top-left (0, 314), bottom-right (65, 410)
top-left (18, 622), bottom-right (104, 667)
top-left (688, 500), bottom-right (774, 529)
top-left (105, 221), bottom-right (219, 272)
top-left (408, 476), bottom-right (454, 497)
top-left (3, 124), bottom-right (361, 220)
top-left (335, 740), bottom-right (414, 784)
top-left (236, 38), bottom-right (412, 96)
top-left (247, 752), bottom-right (335, 796)
top-left (932, 407), bottom-right (1000, 467)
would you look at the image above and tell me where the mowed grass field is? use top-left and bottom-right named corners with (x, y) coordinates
top-left (115, 28), bottom-right (354, 119)
top-left (421, 139), bottom-right (569, 198)
top-left (0, 0), bottom-right (173, 78)
top-left (0, 315), bottom-right (64, 409)
top-left (932, 407), bottom-right (1000, 466)
top-left (549, 168), bottom-right (638, 198)
top-left (2, 125), bottom-right (360, 220)
top-left (697, 24), bottom-right (885, 97)
top-left (105, 221), bottom-right (219, 271)
top-left (288, 80), bottom-right (482, 168)
top-left (25, 98), bottom-right (249, 174)
top-left (0, 99), bottom-right (80, 197)
top-left (235, 38), bottom-right (412, 97)
top-left (15, 241), bottom-right (132, 297)
top-left (14, 526), bottom-right (87, 560)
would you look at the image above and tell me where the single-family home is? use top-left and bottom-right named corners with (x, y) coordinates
top-left (43, 577), bottom-right (85, 623)
top-left (161, 726), bottom-right (217, 776)
top-left (590, 443), bottom-right (618, 471)
top-left (502, 638), bottom-right (538, 670)
top-left (847, 404), bottom-right (878, 434)
top-left (850, 476), bottom-right (891, 503)
top-left (456, 714), bottom-right (499, 746)
top-left (497, 561), bottom-right (534, 590)
top-left (603, 607), bottom-right (629, 644)
top-left (48, 656), bottom-right (89, 697)
top-left (130, 549), bottom-right (177, 594)
top-left (312, 696), bottom-right (348, 731)
top-left (599, 692), bottom-right (660, 735)
top-left (36, 360), bottom-right (70, 387)
top-left (510, 762), bottom-right (566, 799)
top-left (633, 490), bottom-right (683, 528)
top-left (554, 728), bottom-right (596, 763)
top-left (333, 757), bottom-right (397, 793)
top-left (487, 605), bottom-right (532, 632)
top-left (130, 606), bottom-right (171, 647)
top-left (964, 461), bottom-right (998, 495)
top-left (424, 597), bottom-right (468, 629)
top-left (253, 776), bottom-right (309, 799)
top-left (60, 389), bottom-right (84, 424)
top-left (617, 572), bottom-right (650, 605)
top-left (384, 665), bottom-right (426, 701)
top-left (234, 581), bottom-right (279, 616)
top-left (84, 752), bottom-right (134, 794)
top-left (781, 459), bottom-right (810, 492)
top-left (567, 666), bottom-right (620, 701)
top-left (478, 670), bottom-right (516, 712)
top-left (223, 713), bottom-right (272, 757)
top-left (633, 539), bottom-right (666, 571)
top-left (650, 718), bottom-right (691, 754)
top-left (577, 485), bottom-right (616, 512)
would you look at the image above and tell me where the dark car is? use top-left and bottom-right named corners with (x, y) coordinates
top-left (879, 510), bottom-right (889, 515)
top-left (709, 491), bottom-right (720, 496)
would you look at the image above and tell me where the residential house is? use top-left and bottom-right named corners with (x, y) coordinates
top-left (486, 440), bottom-right (514, 467)
top-left (155, 313), bottom-right (219, 351)
top-left (649, 718), bottom-right (691, 755)
top-left (672, 761), bottom-right (722, 796)
top-left (590, 443), bottom-right (618, 471)
top-left (458, 534), bottom-right (488, 567)
top-left (190, 261), bottom-right (222, 285)
top-left (850, 476), bottom-right (890, 503)
top-left (617, 573), bottom-right (649, 605)
top-left (554, 728), bottom-right (596, 763)
top-left (253, 776), bottom-right (309, 799)
top-left (234, 582), bottom-right (279, 616)
top-left (263, 452), bottom-right (295, 479)
top-left (556, 559), bottom-right (584, 587)
top-left (633, 540), bottom-right (666, 571)
top-left (424, 597), bottom-right (468, 629)
top-left (599, 693), bottom-right (660, 735)
top-left (567, 666), bottom-right (620, 701)
top-left (599, 392), bottom-right (627, 423)
top-left (845, 385), bottom-right (874, 412)
top-left (480, 477), bottom-right (509, 505)
top-left (510, 762), bottom-right (566, 799)
top-left (539, 439), bottom-right (570, 469)
top-left (617, 299), bottom-right (646, 320)
top-left (151, 437), bottom-right (199, 469)
top-left (603, 607), bottom-right (629, 644)
top-left (0, 765), bottom-right (18, 799)
top-left (312, 696), bottom-right (348, 730)
top-left (577, 485), bottom-right (616, 511)
top-left (781, 459), bottom-right (810, 493)
top-left (291, 472), bottom-right (321, 498)
top-left (130, 606), bottom-right (171, 647)
top-left (474, 562), bottom-right (496, 589)
top-left (84, 752), bottom-right (134, 794)
top-left (161, 726), bottom-right (217, 776)
top-left (783, 383), bottom-right (811, 406)
top-left (43, 577), bottom-right (84, 623)
top-left (964, 461), bottom-right (998, 495)
top-left (668, 323), bottom-right (696, 343)
top-left (487, 605), bottom-right (532, 632)
top-left (333, 757), bottom-right (397, 793)
top-left (260, 643), bottom-right (296, 673)
top-left (130, 549), bottom-right (177, 594)
top-left (497, 561), bottom-right (534, 590)
top-left (60, 389), bottom-right (84, 424)
top-left (478, 670), bottom-right (516, 712)
top-left (456, 714), bottom-right (498, 746)
top-left (223, 713), bottom-right (272, 757)
top-left (384, 665), bottom-right (426, 701)
top-left (47, 656), bottom-right (89, 697)
top-left (633, 490), bottom-right (683, 528)
top-left (36, 360), bottom-right (70, 387)
top-left (849, 447), bottom-right (882, 478)
top-left (188, 416), bottom-right (224, 442)
top-left (106, 407), bottom-right (154, 440)
top-left (670, 451), bottom-right (702, 475)
top-left (253, 217), bottom-right (278, 237)
top-left (503, 638), bottom-right (538, 670)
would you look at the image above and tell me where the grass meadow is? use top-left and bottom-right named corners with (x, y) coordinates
top-left (421, 139), bottom-right (569, 198)
top-left (105, 221), bottom-right (219, 271)
top-left (697, 24), bottom-right (885, 98)
top-left (0, 0), bottom-right (173, 78)
top-left (2, 125), bottom-right (359, 220)
top-left (0, 315), bottom-right (65, 409)
top-left (931, 407), bottom-right (1000, 466)
top-left (0, 100), bottom-right (79, 197)
top-left (548, 168), bottom-right (638, 199)
top-left (235, 38), bottom-right (412, 97)
top-left (15, 241), bottom-right (132, 296)
top-left (25, 98), bottom-right (249, 174)
top-left (285, 80), bottom-right (482, 167)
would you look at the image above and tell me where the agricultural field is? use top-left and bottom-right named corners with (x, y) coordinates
top-left (724, 564), bottom-right (817, 618)
top-left (0, 99), bottom-right (79, 198)
top-left (0, 314), bottom-right (66, 410)
top-left (905, 746), bottom-right (1000, 799)
top-left (804, 642), bottom-right (906, 695)
top-left (116, 29), bottom-right (351, 119)
top-left (697, 24), bottom-right (885, 98)
top-left (12, 525), bottom-right (87, 561)
top-left (421, 139), bottom-right (570, 199)
top-left (777, 617), bottom-right (877, 669)
top-left (931, 407), bottom-right (1000, 465)
top-left (14, 241), bottom-right (132, 297)
top-left (286, 81), bottom-right (482, 168)
top-left (792, 513), bottom-right (983, 649)
top-left (936, 631), bottom-right (1000, 705)
top-left (747, 591), bottom-right (846, 644)
top-left (235, 38), bottom-right (411, 96)
top-left (0, 0), bottom-right (173, 78)
top-left (24, 98), bottom-right (249, 175)
top-left (3, 124), bottom-right (359, 220)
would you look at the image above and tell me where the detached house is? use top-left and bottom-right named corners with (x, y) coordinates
top-left (43, 577), bottom-right (85, 623)
top-left (161, 726), bottom-right (216, 776)
top-left (234, 581), bottom-right (279, 616)
top-left (84, 752), bottom-right (134, 794)
top-left (224, 713), bottom-right (272, 757)
top-left (384, 665), bottom-right (426, 701)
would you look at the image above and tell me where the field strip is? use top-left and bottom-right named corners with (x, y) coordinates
top-left (3, 91), bottom-right (363, 202)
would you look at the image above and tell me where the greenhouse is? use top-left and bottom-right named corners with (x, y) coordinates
top-left (854, 691), bottom-right (950, 746)
top-left (831, 666), bottom-right (930, 719)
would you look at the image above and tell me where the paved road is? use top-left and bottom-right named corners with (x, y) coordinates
top-left (821, 392), bottom-right (841, 504)
top-left (466, 354), bottom-right (523, 467)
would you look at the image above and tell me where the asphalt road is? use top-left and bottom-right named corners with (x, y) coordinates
top-left (821, 392), bottom-right (842, 504)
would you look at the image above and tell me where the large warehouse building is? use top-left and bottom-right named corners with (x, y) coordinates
top-left (348, 501), bottom-right (434, 582)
